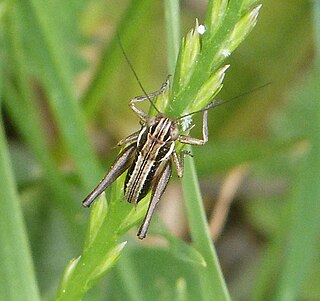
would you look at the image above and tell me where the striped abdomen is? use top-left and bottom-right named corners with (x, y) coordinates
top-left (124, 115), bottom-right (175, 204)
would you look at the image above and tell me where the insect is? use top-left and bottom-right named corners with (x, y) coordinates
top-left (82, 36), bottom-right (268, 239)
top-left (82, 76), bottom-right (221, 239)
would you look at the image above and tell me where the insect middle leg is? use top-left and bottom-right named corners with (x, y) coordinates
top-left (178, 110), bottom-right (209, 145)
top-left (173, 109), bottom-right (209, 178)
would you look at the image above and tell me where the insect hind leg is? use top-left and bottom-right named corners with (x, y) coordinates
top-left (82, 144), bottom-right (136, 208)
top-left (137, 160), bottom-right (172, 239)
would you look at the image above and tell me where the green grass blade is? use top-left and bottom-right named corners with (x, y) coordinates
top-left (82, 0), bottom-right (154, 117)
top-left (3, 5), bottom-right (77, 222)
top-left (115, 251), bottom-right (142, 301)
top-left (273, 2), bottom-right (320, 299)
top-left (165, 1), bottom-right (231, 299)
top-left (182, 150), bottom-right (231, 301)
top-left (170, 0), bottom-right (260, 116)
top-left (19, 0), bottom-right (101, 190)
top-left (0, 116), bottom-right (41, 301)
top-left (249, 207), bottom-right (291, 301)
top-left (55, 184), bottom-right (150, 300)
top-left (194, 138), bottom-right (301, 176)
top-left (273, 75), bottom-right (320, 301)
top-left (4, 81), bottom-right (79, 225)
top-left (164, 0), bottom-right (180, 73)
top-left (55, 0), bottom-right (261, 298)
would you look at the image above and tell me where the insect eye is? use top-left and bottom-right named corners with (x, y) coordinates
top-left (171, 125), bottom-right (179, 140)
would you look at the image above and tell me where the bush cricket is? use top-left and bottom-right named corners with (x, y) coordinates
top-left (81, 38), bottom-right (269, 239)
top-left (82, 77), bottom-right (222, 239)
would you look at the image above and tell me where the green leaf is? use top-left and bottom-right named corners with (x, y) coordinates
top-left (3, 3), bottom-right (78, 227)
top-left (175, 278), bottom-right (188, 301)
top-left (170, 0), bottom-right (262, 117)
top-left (182, 151), bottom-right (231, 301)
top-left (0, 116), bottom-right (41, 301)
top-left (165, 1), bottom-right (262, 300)
top-left (88, 241), bottom-right (127, 285)
top-left (177, 19), bottom-right (201, 90)
top-left (17, 0), bottom-right (101, 191)
top-left (205, 0), bottom-right (228, 35)
top-left (85, 193), bottom-right (108, 250)
top-left (189, 64), bottom-right (229, 112)
top-left (224, 4), bottom-right (262, 55)
top-left (59, 256), bottom-right (82, 294)
top-left (274, 72), bottom-right (320, 301)
top-left (165, 234), bottom-right (207, 268)
top-left (82, 0), bottom-right (155, 117)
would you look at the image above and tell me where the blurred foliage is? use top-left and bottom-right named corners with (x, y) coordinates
top-left (0, 0), bottom-right (319, 300)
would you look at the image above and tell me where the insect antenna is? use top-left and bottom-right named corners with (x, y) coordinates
top-left (176, 82), bottom-right (272, 120)
top-left (117, 34), bottom-right (161, 114)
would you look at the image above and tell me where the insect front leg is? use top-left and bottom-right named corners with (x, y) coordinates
top-left (137, 161), bottom-right (172, 239)
top-left (178, 110), bottom-right (208, 145)
top-left (129, 79), bottom-right (169, 120)
top-left (82, 144), bottom-right (136, 208)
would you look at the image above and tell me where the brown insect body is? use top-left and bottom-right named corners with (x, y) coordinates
top-left (124, 115), bottom-right (177, 204)
top-left (82, 80), bottom-right (209, 239)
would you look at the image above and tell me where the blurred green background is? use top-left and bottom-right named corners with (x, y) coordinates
top-left (0, 0), bottom-right (319, 300)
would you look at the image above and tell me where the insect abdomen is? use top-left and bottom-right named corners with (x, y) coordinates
top-left (124, 154), bottom-right (160, 204)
